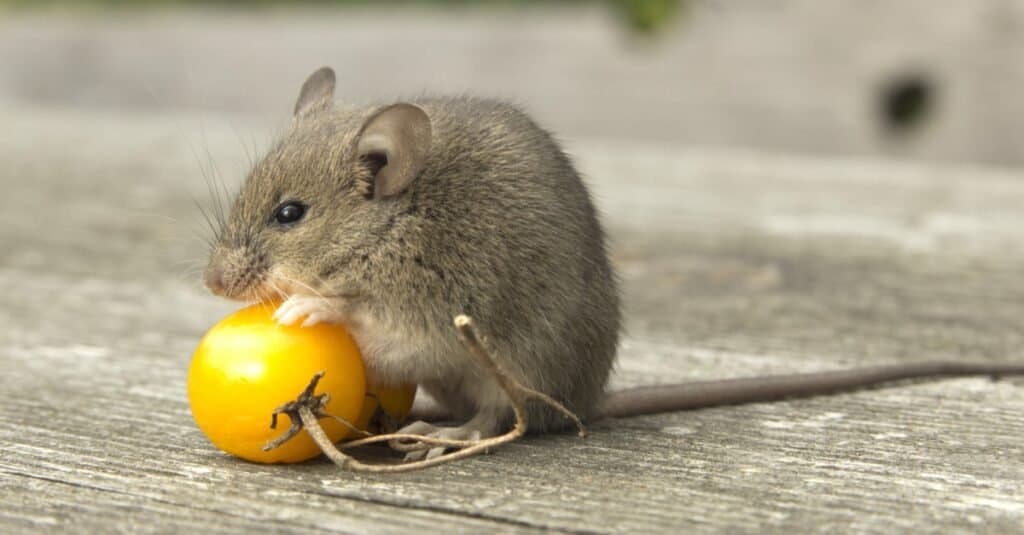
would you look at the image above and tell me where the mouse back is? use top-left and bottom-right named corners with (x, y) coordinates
top-left (206, 68), bottom-right (620, 432)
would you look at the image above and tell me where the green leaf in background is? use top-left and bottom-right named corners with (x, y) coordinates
top-left (0, 0), bottom-right (684, 36)
top-left (614, 0), bottom-right (681, 34)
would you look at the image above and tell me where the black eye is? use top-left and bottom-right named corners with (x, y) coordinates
top-left (273, 201), bottom-right (307, 225)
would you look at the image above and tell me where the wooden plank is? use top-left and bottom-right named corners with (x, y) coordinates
top-left (1, 106), bottom-right (1023, 533)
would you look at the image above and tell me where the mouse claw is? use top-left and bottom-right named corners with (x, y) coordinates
top-left (274, 295), bottom-right (347, 327)
top-left (301, 311), bottom-right (335, 328)
top-left (272, 298), bottom-right (302, 326)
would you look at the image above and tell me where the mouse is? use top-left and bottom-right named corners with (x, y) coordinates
top-left (204, 66), bottom-right (1024, 458)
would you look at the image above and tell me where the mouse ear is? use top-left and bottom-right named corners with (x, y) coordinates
top-left (294, 67), bottom-right (336, 118)
top-left (355, 103), bottom-right (432, 200)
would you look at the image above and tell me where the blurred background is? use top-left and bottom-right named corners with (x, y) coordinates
top-left (2, 0), bottom-right (1023, 166)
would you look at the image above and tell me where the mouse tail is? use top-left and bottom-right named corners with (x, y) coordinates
top-left (597, 361), bottom-right (1024, 419)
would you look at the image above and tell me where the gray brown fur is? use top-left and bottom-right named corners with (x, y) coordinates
top-left (207, 69), bottom-right (620, 433)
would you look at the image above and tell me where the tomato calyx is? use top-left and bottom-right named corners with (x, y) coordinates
top-left (263, 371), bottom-right (367, 453)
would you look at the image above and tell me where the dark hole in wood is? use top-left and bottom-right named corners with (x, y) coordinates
top-left (879, 73), bottom-right (934, 134)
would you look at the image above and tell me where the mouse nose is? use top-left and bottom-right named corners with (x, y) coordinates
top-left (203, 264), bottom-right (227, 296)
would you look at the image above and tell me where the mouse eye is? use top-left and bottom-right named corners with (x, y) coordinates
top-left (273, 201), bottom-right (307, 225)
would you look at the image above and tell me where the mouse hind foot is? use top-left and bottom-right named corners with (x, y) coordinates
top-left (396, 421), bottom-right (485, 461)
top-left (396, 407), bottom-right (505, 461)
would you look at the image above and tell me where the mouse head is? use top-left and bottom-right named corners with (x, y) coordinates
top-left (203, 67), bottom-right (432, 302)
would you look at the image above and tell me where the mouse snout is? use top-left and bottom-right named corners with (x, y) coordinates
top-left (203, 263), bottom-right (228, 297)
top-left (203, 247), bottom-right (269, 301)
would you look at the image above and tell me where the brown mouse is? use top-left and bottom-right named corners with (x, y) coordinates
top-left (204, 67), bottom-right (1024, 459)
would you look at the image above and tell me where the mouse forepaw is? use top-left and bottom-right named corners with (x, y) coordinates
top-left (273, 295), bottom-right (348, 327)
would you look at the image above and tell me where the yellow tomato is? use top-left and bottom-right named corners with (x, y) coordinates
top-left (356, 383), bottom-right (418, 433)
top-left (188, 302), bottom-right (366, 463)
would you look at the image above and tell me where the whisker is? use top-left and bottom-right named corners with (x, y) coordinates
top-left (268, 280), bottom-right (287, 302)
top-left (177, 269), bottom-right (205, 284)
top-left (189, 152), bottom-right (223, 243)
top-left (256, 281), bottom-right (288, 314)
top-left (274, 273), bottom-right (327, 300)
top-left (179, 265), bottom-right (204, 277)
top-left (190, 139), bottom-right (227, 233)
top-left (229, 120), bottom-right (256, 172)
top-left (172, 258), bottom-right (205, 269)
top-left (202, 135), bottom-right (233, 230)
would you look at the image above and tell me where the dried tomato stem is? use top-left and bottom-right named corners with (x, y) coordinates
top-left (263, 314), bottom-right (587, 472)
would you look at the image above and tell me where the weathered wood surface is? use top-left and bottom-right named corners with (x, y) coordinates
top-left (1, 103), bottom-right (1023, 534)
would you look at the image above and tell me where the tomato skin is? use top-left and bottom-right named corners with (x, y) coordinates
top-left (356, 383), bottom-right (418, 433)
top-left (188, 302), bottom-right (366, 464)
